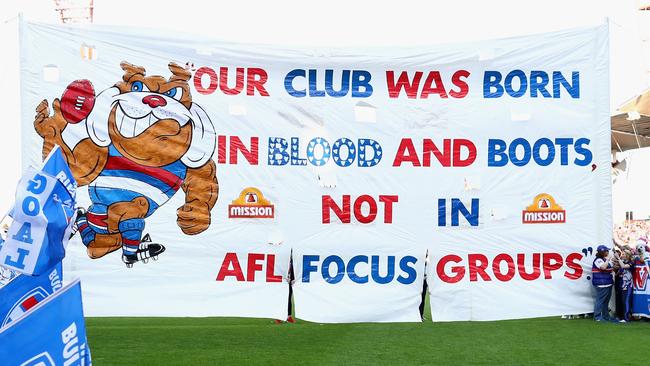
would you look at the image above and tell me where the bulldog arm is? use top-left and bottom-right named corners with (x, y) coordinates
top-left (66, 139), bottom-right (109, 187)
top-left (176, 160), bottom-right (219, 235)
top-left (34, 99), bottom-right (108, 187)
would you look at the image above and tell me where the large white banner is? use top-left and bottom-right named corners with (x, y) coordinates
top-left (19, 20), bottom-right (610, 322)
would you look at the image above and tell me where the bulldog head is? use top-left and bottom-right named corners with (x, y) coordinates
top-left (85, 61), bottom-right (215, 167)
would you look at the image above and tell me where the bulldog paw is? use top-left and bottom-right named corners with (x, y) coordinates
top-left (34, 99), bottom-right (68, 139)
top-left (176, 200), bottom-right (211, 235)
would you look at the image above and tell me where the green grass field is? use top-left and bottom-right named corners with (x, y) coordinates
top-left (86, 315), bottom-right (647, 366)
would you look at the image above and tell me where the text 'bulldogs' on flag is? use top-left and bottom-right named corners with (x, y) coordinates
top-left (0, 279), bottom-right (91, 366)
top-left (0, 146), bottom-right (77, 275)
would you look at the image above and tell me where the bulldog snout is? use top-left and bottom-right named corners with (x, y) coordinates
top-left (142, 95), bottom-right (167, 108)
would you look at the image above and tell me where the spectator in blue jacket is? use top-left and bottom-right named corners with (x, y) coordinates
top-left (592, 245), bottom-right (615, 321)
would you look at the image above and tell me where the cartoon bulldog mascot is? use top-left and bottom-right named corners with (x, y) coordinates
top-left (34, 61), bottom-right (219, 267)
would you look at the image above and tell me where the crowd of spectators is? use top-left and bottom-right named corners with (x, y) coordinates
top-left (597, 220), bottom-right (650, 322)
top-left (613, 220), bottom-right (650, 252)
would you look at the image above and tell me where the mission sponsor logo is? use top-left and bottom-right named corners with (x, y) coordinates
top-left (522, 193), bottom-right (566, 224)
top-left (228, 187), bottom-right (275, 219)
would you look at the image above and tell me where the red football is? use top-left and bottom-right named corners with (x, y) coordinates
top-left (60, 79), bottom-right (95, 124)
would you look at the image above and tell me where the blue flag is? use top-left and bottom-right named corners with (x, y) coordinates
top-left (0, 146), bottom-right (77, 275)
top-left (0, 279), bottom-right (92, 366)
top-left (0, 262), bottom-right (62, 328)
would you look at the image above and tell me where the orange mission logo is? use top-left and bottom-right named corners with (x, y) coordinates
top-left (522, 193), bottom-right (565, 224)
top-left (228, 187), bottom-right (275, 219)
